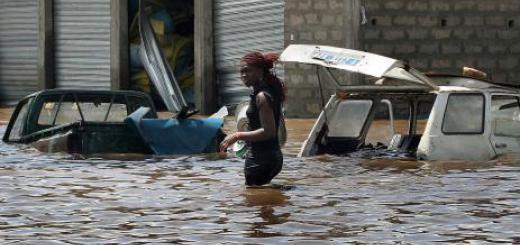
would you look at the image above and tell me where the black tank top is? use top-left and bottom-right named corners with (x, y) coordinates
top-left (246, 85), bottom-right (281, 152)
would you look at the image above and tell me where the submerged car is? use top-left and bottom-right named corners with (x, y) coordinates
top-left (3, 89), bottom-right (157, 154)
top-left (3, 2), bottom-right (226, 156)
top-left (281, 44), bottom-right (520, 160)
top-left (2, 89), bottom-right (224, 155)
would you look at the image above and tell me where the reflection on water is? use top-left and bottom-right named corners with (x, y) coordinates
top-left (243, 187), bottom-right (291, 238)
top-left (0, 124), bottom-right (519, 243)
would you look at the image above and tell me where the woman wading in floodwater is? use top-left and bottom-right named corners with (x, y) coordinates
top-left (219, 52), bottom-right (286, 186)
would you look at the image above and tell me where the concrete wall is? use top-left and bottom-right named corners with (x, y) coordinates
top-left (284, 0), bottom-right (359, 117)
top-left (363, 0), bottom-right (520, 83)
top-left (284, 0), bottom-right (520, 118)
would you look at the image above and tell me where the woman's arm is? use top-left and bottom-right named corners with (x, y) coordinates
top-left (219, 92), bottom-right (276, 151)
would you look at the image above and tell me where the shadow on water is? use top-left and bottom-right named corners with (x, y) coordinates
top-left (0, 125), bottom-right (519, 243)
top-left (242, 186), bottom-right (292, 238)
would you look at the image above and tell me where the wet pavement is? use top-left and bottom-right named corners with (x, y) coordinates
top-left (0, 108), bottom-right (519, 243)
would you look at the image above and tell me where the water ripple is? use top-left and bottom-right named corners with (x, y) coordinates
top-left (0, 125), bottom-right (519, 243)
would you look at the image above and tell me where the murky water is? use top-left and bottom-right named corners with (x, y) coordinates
top-left (0, 122), bottom-right (519, 244)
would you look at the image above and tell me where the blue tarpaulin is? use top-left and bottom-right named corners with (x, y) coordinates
top-left (126, 107), bottom-right (223, 155)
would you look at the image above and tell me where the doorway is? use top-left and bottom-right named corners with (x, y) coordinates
top-left (128, 0), bottom-right (195, 109)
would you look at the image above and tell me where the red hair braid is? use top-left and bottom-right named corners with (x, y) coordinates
top-left (241, 52), bottom-right (286, 102)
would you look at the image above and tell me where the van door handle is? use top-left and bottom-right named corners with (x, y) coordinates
top-left (495, 143), bottom-right (507, 148)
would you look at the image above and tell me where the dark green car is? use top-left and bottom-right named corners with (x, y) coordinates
top-left (3, 89), bottom-right (157, 154)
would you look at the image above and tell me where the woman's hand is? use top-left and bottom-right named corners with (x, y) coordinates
top-left (219, 132), bottom-right (241, 152)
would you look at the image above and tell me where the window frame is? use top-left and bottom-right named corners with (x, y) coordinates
top-left (365, 99), bottom-right (395, 145)
top-left (441, 93), bottom-right (486, 135)
top-left (491, 94), bottom-right (520, 138)
top-left (327, 99), bottom-right (374, 138)
top-left (36, 94), bottom-right (131, 126)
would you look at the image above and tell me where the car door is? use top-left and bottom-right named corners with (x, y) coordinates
top-left (298, 97), bottom-right (374, 157)
top-left (419, 92), bottom-right (494, 160)
top-left (490, 94), bottom-right (520, 155)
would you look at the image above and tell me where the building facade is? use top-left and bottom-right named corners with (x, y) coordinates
top-left (0, 0), bottom-right (285, 115)
top-left (284, 0), bottom-right (520, 117)
top-left (1, 0), bottom-right (520, 117)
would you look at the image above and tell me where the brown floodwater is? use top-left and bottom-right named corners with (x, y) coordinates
top-left (0, 117), bottom-right (519, 244)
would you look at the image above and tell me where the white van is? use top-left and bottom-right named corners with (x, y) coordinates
top-left (281, 45), bottom-right (520, 160)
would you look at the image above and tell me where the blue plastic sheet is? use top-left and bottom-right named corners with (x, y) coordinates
top-left (126, 107), bottom-right (223, 155)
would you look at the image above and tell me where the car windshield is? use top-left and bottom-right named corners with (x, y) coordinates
top-left (37, 94), bottom-right (130, 125)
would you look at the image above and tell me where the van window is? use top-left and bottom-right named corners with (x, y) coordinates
top-left (491, 95), bottom-right (520, 137)
top-left (442, 94), bottom-right (484, 134)
top-left (328, 100), bottom-right (373, 138)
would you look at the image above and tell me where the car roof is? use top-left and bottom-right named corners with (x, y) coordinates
top-left (430, 75), bottom-right (520, 94)
top-left (23, 89), bottom-right (152, 100)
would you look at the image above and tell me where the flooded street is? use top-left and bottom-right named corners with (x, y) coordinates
top-left (0, 117), bottom-right (519, 243)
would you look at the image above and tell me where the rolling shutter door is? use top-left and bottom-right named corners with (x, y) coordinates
top-left (214, 0), bottom-right (284, 106)
top-left (54, 0), bottom-right (111, 90)
top-left (0, 0), bottom-right (39, 105)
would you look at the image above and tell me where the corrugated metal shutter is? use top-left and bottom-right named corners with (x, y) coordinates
top-left (0, 0), bottom-right (39, 105)
top-left (54, 0), bottom-right (111, 90)
top-left (214, 0), bottom-right (284, 106)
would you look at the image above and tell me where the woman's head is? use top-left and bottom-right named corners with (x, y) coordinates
top-left (240, 52), bottom-right (286, 101)
top-left (240, 52), bottom-right (273, 86)
top-left (239, 61), bottom-right (263, 87)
